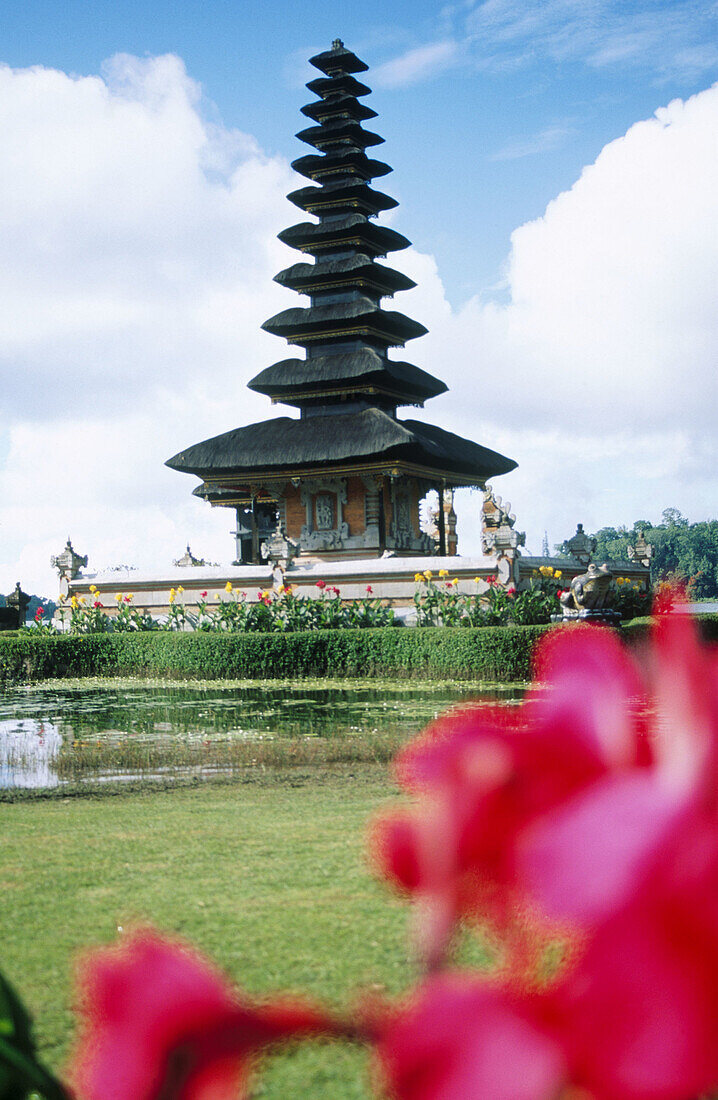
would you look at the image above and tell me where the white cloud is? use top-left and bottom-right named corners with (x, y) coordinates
top-left (488, 125), bottom-right (574, 161)
top-left (376, 0), bottom-right (718, 85)
top-left (372, 41), bottom-right (459, 88)
top-left (402, 81), bottom-right (718, 551)
top-left (0, 54), bottom-right (296, 595)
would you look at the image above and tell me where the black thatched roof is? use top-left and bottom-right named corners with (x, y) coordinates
top-left (291, 150), bottom-right (391, 182)
top-left (306, 73), bottom-right (371, 98)
top-left (296, 119), bottom-right (384, 152)
top-left (287, 180), bottom-right (398, 217)
top-left (261, 299), bottom-right (427, 347)
top-left (309, 42), bottom-right (368, 76)
top-left (275, 255), bottom-right (414, 295)
top-left (300, 96), bottom-right (377, 124)
top-left (167, 408), bottom-right (516, 483)
top-left (279, 216), bottom-right (409, 257)
top-left (167, 42), bottom-right (518, 501)
top-left (247, 351), bottom-right (447, 405)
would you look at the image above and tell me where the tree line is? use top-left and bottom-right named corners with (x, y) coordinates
top-left (559, 509), bottom-right (718, 599)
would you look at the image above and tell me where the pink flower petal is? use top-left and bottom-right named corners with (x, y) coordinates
top-left (377, 975), bottom-right (565, 1100)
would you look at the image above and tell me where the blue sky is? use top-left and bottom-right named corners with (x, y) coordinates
top-left (1, 0), bottom-right (718, 591)
top-left (5, 0), bottom-right (718, 302)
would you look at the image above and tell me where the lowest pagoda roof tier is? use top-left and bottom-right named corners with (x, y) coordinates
top-left (166, 407), bottom-right (517, 485)
top-left (300, 95), bottom-right (377, 123)
top-left (274, 254), bottom-right (415, 295)
top-left (296, 118), bottom-right (384, 153)
top-left (261, 299), bottom-right (426, 348)
top-left (291, 149), bottom-right (391, 182)
top-left (279, 214), bottom-right (409, 257)
top-left (287, 180), bottom-right (398, 217)
top-left (309, 42), bottom-right (368, 75)
top-left (247, 349), bottom-right (447, 406)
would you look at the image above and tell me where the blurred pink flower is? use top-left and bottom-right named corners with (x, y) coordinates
top-left (71, 929), bottom-right (335, 1100)
top-left (374, 609), bottom-right (718, 1096)
top-left (376, 974), bottom-right (564, 1100)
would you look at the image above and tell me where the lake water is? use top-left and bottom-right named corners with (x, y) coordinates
top-left (0, 679), bottom-right (522, 789)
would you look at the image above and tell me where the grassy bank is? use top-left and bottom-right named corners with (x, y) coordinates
top-left (0, 767), bottom-right (490, 1098)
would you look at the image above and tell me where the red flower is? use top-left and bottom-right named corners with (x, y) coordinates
top-left (316, 580), bottom-right (327, 590)
top-left (35, 607), bottom-right (44, 620)
top-left (124, 595), bottom-right (131, 603)
top-left (366, 585), bottom-right (373, 594)
top-left (374, 608), bottom-right (718, 1097)
top-left (506, 585), bottom-right (516, 597)
top-left (486, 574), bottom-right (498, 586)
top-left (71, 929), bottom-right (336, 1100)
top-left (200, 591), bottom-right (208, 599)
top-left (331, 586), bottom-right (341, 596)
top-left (372, 615), bottom-right (704, 962)
top-left (376, 974), bottom-right (565, 1100)
top-left (93, 601), bottom-right (103, 609)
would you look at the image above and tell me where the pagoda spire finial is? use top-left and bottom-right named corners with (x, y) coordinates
top-left (332, 38), bottom-right (344, 50)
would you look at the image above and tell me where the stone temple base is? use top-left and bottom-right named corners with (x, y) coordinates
top-left (60, 553), bottom-right (510, 627)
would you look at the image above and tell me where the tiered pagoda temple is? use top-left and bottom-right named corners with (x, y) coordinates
top-left (167, 40), bottom-right (516, 563)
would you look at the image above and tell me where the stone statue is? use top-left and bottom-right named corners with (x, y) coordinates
top-left (628, 530), bottom-right (653, 568)
top-left (559, 562), bottom-right (619, 621)
top-left (565, 524), bottom-right (597, 566)
top-left (480, 485), bottom-right (525, 560)
top-left (51, 538), bottom-right (87, 581)
top-left (261, 522), bottom-right (299, 570)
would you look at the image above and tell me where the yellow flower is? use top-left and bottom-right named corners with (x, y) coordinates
top-left (70, 596), bottom-right (78, 609)
top-left (277, 585), bottom-right (286, 595)
top-left (225, 581), bottom-right (233, 593)
top-left (414, 572), bottom-right (425, 583)
top-left (58, 593), bottom-right (66, 602)
top-left (616, 577), bottom-right (624, 586)
top-left (177, 585), bottom-right (184, 594)
top-left (423, 569), bottom-right (433, 580)
top-left (78, 595), bottom-right (86, 605)
top-left (439, 569), bottom-right (449, 577)
top-left (115, 593), bottom-right (123, 602)
top-left (214, 593), bottom-right (221, 600)
top-left (474, 576), bottom-right (481, 584)
top-left (126, 593), bottom-right (134, 602)
top-left (169, 592), bottom-right (176, 604)
top-left (554, 570), bottom-right (562, 580)
top-left (89, 584), bottom-right (97, 593)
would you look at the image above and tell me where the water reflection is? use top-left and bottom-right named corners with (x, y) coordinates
top-left (0, 718), bottom-right (61, 788)
top-left (0, 680), bottom-right (522, 789)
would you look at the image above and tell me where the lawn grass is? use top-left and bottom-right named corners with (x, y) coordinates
top-left (1, 765), bottom-right (451, 1098)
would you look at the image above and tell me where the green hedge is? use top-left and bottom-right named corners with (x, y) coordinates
top-left (620, 614), bottom-right (718, 645)
top-left (0, 626), bottom-right (548, 685)
top-left (3, 615), bottom-right (716, 687)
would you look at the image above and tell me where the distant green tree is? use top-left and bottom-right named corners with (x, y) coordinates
top-left (554, 509), bottom-right (718, 598)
